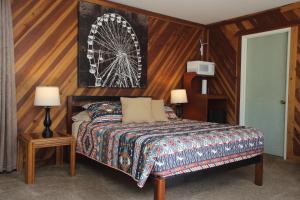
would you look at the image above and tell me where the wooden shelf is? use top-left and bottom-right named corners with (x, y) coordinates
top-left (183, 73), bottom-right (227, 122)
top-left (185, 72), bottom-right (214, 78)
top-left (207, 95), bottom-right (227, 100)
top-left (192, 94), bottom-right (227, 100)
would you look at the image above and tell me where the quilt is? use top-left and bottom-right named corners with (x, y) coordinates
top-left (76, 119), bottom-right (264, 187)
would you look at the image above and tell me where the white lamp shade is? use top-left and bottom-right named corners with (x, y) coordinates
top-left (34, 86), bottom-right (61, 106)
top-left (171, 89), bottom-right (188, 104)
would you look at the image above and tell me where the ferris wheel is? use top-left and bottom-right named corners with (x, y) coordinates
top-left (86, 13), bottom-right (143, 88)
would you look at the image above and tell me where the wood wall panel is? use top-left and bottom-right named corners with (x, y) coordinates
top-left (12, 0), bottom-right (205, 134)
top-left (208, 2), bottom-right (300, 160)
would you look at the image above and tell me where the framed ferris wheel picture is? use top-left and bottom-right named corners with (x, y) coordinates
top-left (78, 1), bottom-right (148, 88)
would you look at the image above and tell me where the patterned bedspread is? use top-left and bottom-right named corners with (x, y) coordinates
top-left (76, 119), bottom-right (264, 187)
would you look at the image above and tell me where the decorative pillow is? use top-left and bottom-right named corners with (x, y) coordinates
top-left (85, 101), bottom-right (122, 120)
top-left (164, 106), bottom-right (178, 119)
top-left (82, 102), bottom-right (107, 109)
top-left (121, 97), bottom-right (153, 123)
top-left (72, 111), bottom-right (91, 122)
top-left (93, 115), bottom-right (122, 123)
top-left (82, 102), bottom-right (97, 110)
top-left (151, 100), bottom-right (169, 121)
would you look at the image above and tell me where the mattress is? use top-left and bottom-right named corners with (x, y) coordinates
top-left (75, 119), bottom-right (264, 187)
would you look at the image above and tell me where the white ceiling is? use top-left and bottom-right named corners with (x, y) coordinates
top-left (110, 0), bottom-right (298, 24)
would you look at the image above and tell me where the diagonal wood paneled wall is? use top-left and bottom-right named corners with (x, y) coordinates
top-left (207, 2), bottom-right (300, 160)
top-left (12, 0), bottom-right (206, 134)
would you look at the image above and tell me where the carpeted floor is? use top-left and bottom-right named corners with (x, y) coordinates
top-left (0, 154), bottom-right (299, 200)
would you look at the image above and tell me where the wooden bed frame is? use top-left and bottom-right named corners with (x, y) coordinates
top-left (66, 95), bottom-right (263, 200)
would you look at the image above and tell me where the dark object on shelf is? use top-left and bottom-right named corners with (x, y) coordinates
top-left (43, 107), bottom-right (53, 138)
top-left (208, 109), bottom-right (227, 123)
top-left (183, 72), bottom-right (227, 122)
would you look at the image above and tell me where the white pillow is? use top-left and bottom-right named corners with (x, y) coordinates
top-left (121, 97), bottom-right (153, 123)
top-left (72, 111), bottom-right (91, 122)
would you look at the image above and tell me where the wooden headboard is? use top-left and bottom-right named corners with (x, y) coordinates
top-left (66, 96), bottom-right (146, 134)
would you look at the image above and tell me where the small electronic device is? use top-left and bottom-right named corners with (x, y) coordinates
top-left (187, 61), bottom-right (215, 76)
top-left (201, 79), bottom-right (207, 94)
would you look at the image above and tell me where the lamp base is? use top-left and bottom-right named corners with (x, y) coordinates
top-left (175, 104), bottom-right (183, 118)
top-left (42, 128), bottom-right (53, 138)
top-left (42, 107), bottom-right (53, 138)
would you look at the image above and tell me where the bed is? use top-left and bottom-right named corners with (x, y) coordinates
top-left (67, 96), bottom-right (264, 200)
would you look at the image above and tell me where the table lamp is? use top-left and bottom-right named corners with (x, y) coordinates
top-left (171, 89), bottom-right (188, 117)
top-left (34, 86), bottom-right (61, 138)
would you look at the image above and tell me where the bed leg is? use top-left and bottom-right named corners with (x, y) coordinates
top-left (254, 155), bottom-right (263, 186)
top-left (154, 176), bottom-right (165, 200)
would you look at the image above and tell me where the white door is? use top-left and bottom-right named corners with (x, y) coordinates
top-left (240, 28), bottom-right (290, 158)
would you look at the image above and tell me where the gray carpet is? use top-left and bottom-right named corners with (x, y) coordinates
top-left (0, 154), bottom-right (299, 200)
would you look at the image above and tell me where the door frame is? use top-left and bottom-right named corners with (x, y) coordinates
top-left (239, 27), bottom-right (291, 159)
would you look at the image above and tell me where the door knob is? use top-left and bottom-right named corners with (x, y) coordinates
top-left (280, 100), bottom-right (286, 104)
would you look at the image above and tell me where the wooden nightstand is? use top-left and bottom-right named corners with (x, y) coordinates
top-left (17, 132), bottom-right (76, 184)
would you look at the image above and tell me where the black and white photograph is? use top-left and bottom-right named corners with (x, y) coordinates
top-left (78, 1), bottom-right (148, 88)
